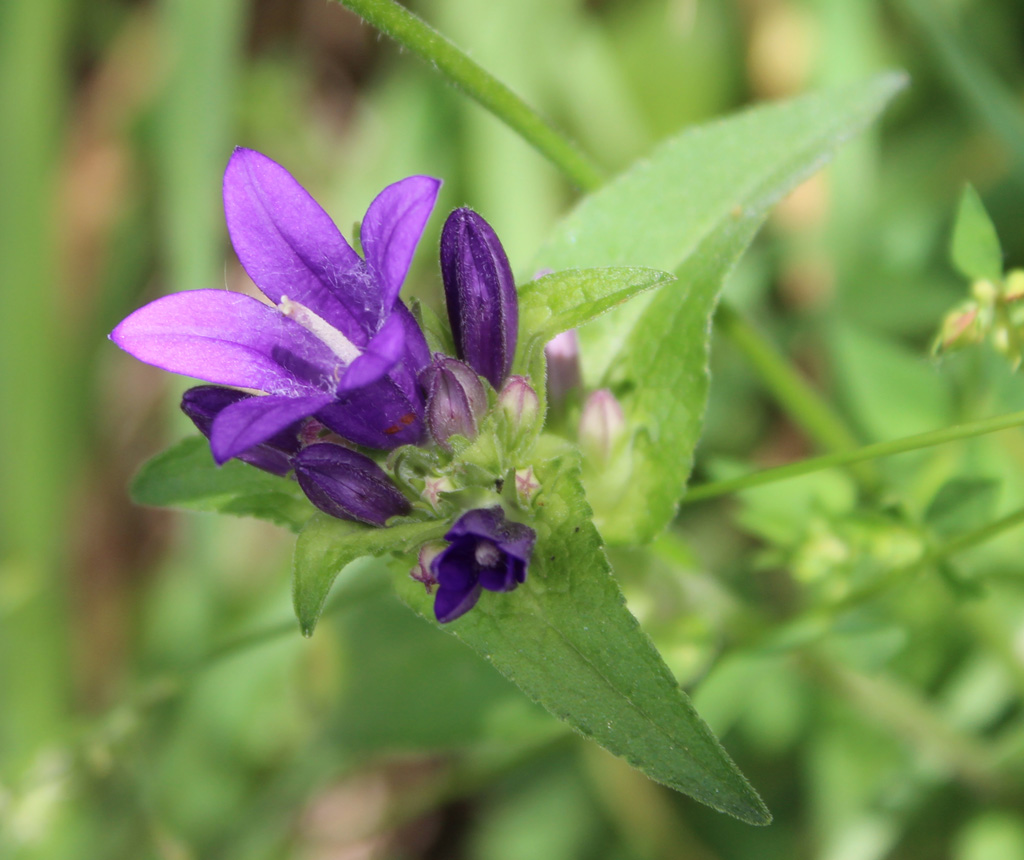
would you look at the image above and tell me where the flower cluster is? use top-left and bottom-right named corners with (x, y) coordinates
top-left (933, 270), bottom-right (1024, 369)
top-left (111, 149), bottom-right (537, 623)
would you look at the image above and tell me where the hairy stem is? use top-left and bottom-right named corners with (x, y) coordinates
top-left (336, 0), bottom-right (604, 191)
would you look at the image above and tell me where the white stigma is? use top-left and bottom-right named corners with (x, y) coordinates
top-left (474, 540), bottom-right (501, 568)
top-left (278, 295), bottom-right (361, 365)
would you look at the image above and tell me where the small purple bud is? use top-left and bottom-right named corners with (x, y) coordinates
top-left (430, 506), bottom-right (537, 623)
top-left (293, 443), bottom-right (411, 526)
top-left (421, 355), bottom-right (488, 451)
top-left (440, 208), bottom-right (518, 389)
top-left (181, 385), bottom-right (299, 476)
top-left (497, 375), bottom-right (540, 444)
top-left (579, 389), bottom-right (625, 462)
top-left (544, 330), bottom-right (582, 407)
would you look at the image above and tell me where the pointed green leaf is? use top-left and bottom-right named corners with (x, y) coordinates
top-left (951, 184), bottom-right (1003, 283)
top-left (130, 436), bottom-right (314, 531)
top-left (515, 266), bottom-right (674, 370)
top-left (529, 73), bottom-right (906, 543)
top-left (293, 514), bottom-right (445, 636)
top-left (594, 214), bottom-right (765, 543)
top-left (396, 453), bottom-right (771, 825)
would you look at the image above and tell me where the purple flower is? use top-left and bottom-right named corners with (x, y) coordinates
top-left (293, 443), bottom-right (411, 526)
top-left (430, 506), bottom-right (537, 623)
top-left (110, 148), bottom-right (440, 462)
top-left (440, 208), bottom-right (518, 390)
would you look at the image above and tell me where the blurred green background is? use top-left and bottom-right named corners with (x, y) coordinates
top-left (4, 0), bottom-right (1024, 857)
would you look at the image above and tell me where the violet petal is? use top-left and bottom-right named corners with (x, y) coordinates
top-left (392, 300), bottom-right (431, 374)
top-left (336, 312), bottom-right (406, 393)
top-left (315, 375), bottom-right (425, 450)
top-left (181, 385), bottom-right (304, 454)
top-left (181, 385), bottom-right (298, 475)
top-left (445, 507), bottom-right (536, 563)
top-left (209, 393), bottom-right (335, 464)
top-left (110, 290), bottom-right (337, 396)
top-left (361, 175), bottom-right (442, 312)
top-left (432, 542), bottom-right (485, 623)
top-left (223, 148), bottom-right (379, 339)
top-left (293, 443), bottom-right (411, 526)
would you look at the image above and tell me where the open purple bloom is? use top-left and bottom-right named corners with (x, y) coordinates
top-left (440, 208), bottom-right (518, 390)
top-left (111, 148), bottom-right (440, 461)
top-left (293, 443), bottom-right (411, 526)
top-left (430, 506), bottom-right (537, 623)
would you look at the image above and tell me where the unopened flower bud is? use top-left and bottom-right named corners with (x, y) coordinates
top-left (441, 208), bottom-right (518, 389)
top-left (293, 443), bottom-right (411, 526)
top-left (544, 329), bottom-right (582, 407)
top-left (181, 385), bottom-right (298, 476)
top-left (971, 279), bottom-right (999, 306)
top-left (421, 356), bottom-right (488, 451)
top-left (934, 303), bottom-right (983, 353)
top-left (498, 375), bottom-right (539, 427)
top-left (579, 389), bottom-right (625, 462)
top-left (1004, 269), bottom-right (1024, 302)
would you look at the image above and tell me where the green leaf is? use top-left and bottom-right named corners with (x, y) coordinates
top-left (515, 267), bottom-right (674, 371)
top-left (330, 580), bottom-right (559, 755)
top-left (595, 214), bottom-right (765, 543)
top-left (130, 436), bottom-right (314, 531)
top-left (951, 184), bottom-right (1003, 283)
top-left (396, 453), bottom-right (771, 825)
top-left (529, 73), bottom-right (906, 543)
top-left (293, 514), bottom-right (446, 636)
top-left (925, 477), bottom-right (1000, 540)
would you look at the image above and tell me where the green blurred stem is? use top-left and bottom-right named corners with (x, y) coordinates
top-left (927, 502), bottom-right (1024, 564)
top-left (335, 0), bottom-right (866, 466)
top-left (684, 408), bottom-right (1024, 504)
top-left (335, 0), bottom-right (604, 191)
top-left (712, 303), bottom-right (874, 483)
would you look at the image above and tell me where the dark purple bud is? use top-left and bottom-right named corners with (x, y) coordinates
top-left (440, 208), bottom-right (518, 389)
top-left (544, 330), bottom-right (582, 407)
top-left (429, 506), bottom-right (537, 623)
top-left (181, 385), bottom-right (299, 476)
top-left (420, 355), bottom-right (487, 450)
top-left (292, 443), bottom-right (411, 526)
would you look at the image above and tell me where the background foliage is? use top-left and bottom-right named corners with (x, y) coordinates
top-left (4, 0), bottom-right (1024, 857)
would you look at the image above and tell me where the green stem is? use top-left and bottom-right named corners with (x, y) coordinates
top-left (336, 0), bottom-right (867, 466)
top-left (713, 303), bottom-right (873, 480)
top-left (928, 502), bottom-right (1024, 561)
top-left (336, 0), bottom-right (604, 191)
top-left (806, 502), bottom-right (1024, 623)
top-left (683, 409), bottom-right (1024, 504)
